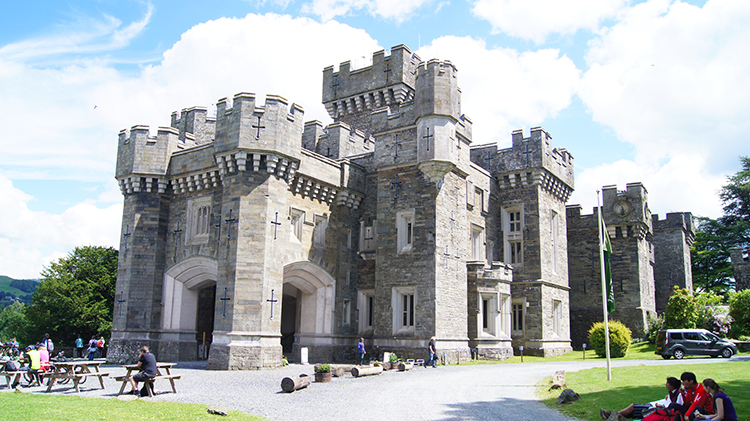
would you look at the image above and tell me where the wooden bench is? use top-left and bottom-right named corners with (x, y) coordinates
top-left (115, 374), bottom-right (181, 397)
top-left (0, 371), bottom-right (24, 388)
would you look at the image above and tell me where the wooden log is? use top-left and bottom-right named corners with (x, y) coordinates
top-left (281, 374), bottom-right (311, 392)
top-left (398, 362), bottom-right (414, 371)
top-left (332, 367), bottom-right (346, 377)
top-left (351, 365), bottom-right (383, 378)
top-left (549, 370), bottom-right (566, 390)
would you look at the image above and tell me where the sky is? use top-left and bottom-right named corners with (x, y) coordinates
top-left (1, 0), bottom-right (748, 279)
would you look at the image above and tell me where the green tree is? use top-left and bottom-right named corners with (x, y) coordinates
top-left (0, 301), bottom-right (30, 344)
top-left (691, 156), bottom-right (750, 294)
top-left (691, 218), bottom-right (735, 294)
top-left (24, 246), bottom-right (118, 347)
top-left (729, 289), bottom-right (750, 336)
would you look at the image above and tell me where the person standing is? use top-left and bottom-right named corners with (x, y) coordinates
top-left (127, 346), bottom-right (158, 396)
top-left (425, 337), bottom-right (438, 368)
top-left (357, 338), bottom-right (366, 366)
top-left (75, 335), bottom-right (83, 359)
top-left (87, 336), bottom-right (98, 361)
top-left (97, 336), bottom-right (105, 358)
top-left (695, 379), bottom-right (737, 421)
top-left (41, 333), bottom-right (54, 353)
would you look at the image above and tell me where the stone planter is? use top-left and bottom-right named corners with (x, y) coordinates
top-left (314, 372), bottom-right (332, 383)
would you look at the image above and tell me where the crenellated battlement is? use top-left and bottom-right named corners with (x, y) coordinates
top-left (214, 92), bottom-right (305, 156)
top-left (170, 106), bottom-right (215, 145)
top-left (322, 45), bottom-right (420, 125)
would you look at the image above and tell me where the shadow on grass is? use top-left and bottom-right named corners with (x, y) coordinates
top-left (541, 370), bottom-right (750, 421)
top-left (441, 396), bottom-right (578, 421)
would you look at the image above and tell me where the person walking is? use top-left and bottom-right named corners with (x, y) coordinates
top-left (357, 338), bottom-right (366, 366)
top-left (75, 335), bottom-right (83, 359)
top-left (87, 336), bottom-right (98, 361)
top-left (425, 337), bottom-right (438, 368)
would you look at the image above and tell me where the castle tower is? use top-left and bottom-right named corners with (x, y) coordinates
top-left (472, 127), bottom-right (575, 357)
top-left (730, 247), bottom-right (750, 291)
top-left (567, 183), bottom-right (655, 348)
top-left (652, 212), bottom-right (695, 312)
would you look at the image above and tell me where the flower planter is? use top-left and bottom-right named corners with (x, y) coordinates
top-left (314, 372), bottom-right (332, 383)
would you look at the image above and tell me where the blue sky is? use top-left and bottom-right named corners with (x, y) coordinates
top-left (1, 0), bottom-right (748, 278)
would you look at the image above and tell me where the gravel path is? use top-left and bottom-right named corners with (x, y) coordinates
top-left (6, 354), bottom-right (748, 421)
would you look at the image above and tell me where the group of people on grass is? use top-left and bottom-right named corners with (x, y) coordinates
top-left (600, 372), bottom-right (737, 421)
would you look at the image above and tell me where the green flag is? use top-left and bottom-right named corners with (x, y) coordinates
top-left (601, 221), bottom-right (615, 314)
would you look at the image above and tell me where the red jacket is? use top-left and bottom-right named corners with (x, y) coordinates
top-left (682, 383), bottom-right (714, 416)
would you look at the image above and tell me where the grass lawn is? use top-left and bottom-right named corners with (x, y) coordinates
top-left (538, 361), bottom-right (750, 421)
top-left (462, 341), bottom-right (663, 365)
top-left (0, 392), bottom-right (266, 420)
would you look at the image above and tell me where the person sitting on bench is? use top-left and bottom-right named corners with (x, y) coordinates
top-left (127, 346), bottom-right (157, 396)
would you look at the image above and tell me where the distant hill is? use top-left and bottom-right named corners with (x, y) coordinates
top-left (0, 275), bottom-right (39, 307)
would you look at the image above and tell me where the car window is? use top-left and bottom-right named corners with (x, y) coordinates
top-left (670, 332), bottom-right (683, 340)
top-left (702, 332), bottom-right (718, 341)
top-left (684, 332), bottom-right (701, 340)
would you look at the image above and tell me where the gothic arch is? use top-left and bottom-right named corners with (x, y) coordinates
top-left (283, 261), bottom-right (335, 335)
top-left (162, 256), bottom-right (218, 331)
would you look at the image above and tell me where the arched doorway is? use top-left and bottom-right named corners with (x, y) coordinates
top-left (282, 261), bottom-right (336, 360)
top-left (162, 257), bottom-right (218, 360)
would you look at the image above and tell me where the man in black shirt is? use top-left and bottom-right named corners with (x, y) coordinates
top-left (127, 346), bottom-right (157, 395)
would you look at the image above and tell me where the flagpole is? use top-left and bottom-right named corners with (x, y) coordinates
top-left (597, 190), bottom-right (612, 381)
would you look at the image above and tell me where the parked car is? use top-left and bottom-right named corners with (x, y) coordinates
top-left (655, 329), bottom-right (737, 359)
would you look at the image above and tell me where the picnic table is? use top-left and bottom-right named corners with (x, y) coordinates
top-left (115, 362), bottom-right (180, 397)
top-left (45, 361), bottom-right (109, 393)
top-left (0, 361), bottom-right (24, 388)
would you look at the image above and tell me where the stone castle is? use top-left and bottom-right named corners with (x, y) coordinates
top-left (731, 247), bottom-right (749, 291)
top-left (109, 44), bottom-right (693, 369)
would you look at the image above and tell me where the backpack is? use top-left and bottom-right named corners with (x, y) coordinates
top-left (5, 360), bottom-right (19, 371)
top-left (47, 339), bottom-right (54, 352)
top-left (642, 408), bottom-right (683, 421)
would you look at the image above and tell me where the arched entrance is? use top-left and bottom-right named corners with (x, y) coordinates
top-left (162, 257), bottom-right (218, 360)
top-left (282, 261), bottom-right (336, 360)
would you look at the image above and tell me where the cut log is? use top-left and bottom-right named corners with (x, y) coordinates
top-left (398, 362), bottom-right (414, 371)
top-left (351, 365), bottom-right (384, 378)
top-left (332, 367), bottom-right (346, 377)
top-left (281, 374), bottom-right (311, 392)
top-left (549, 370), bottom-right (566, 390)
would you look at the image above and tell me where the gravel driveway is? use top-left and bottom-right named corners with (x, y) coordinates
top-left (6, 355), bottom-right (748, 421)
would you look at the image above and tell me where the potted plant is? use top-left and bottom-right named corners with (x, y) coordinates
top-left (387, 353), bottom-right (398, 370)
top-left (314, 363), bottom-right (332, 383)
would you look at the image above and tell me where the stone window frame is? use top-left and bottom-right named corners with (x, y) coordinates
top-left (551, 210), bottom-right (559, 274)
top-left (392, 286), bottom-right (416, 334)
top-left (186, 196), bottom-right (211, 245)
top-left (359, 220), bottom-right (377, 252)
top-left (512, 298), bottom-right (525, 334)
top-left (290, 207), bottom-right (305, 243)
top-left (552, 299), bottom-right (562, 337)
top-left (347, 228), bottom-right (352, 249)
top-left (471, 224), bottom-right (485, 262)
top-left (396, 209), bottom-right (415, 254)
top-left (343, 299), bottom-right (351, 326)
top-left (313, 213), bottom-right (328, 248)
top-left (357, 289), bottom-right (375, 334)
top-left (475, 187), bottom-right (484, 213)
top-left (477, 291), bottom-right (499, 337)
top-left (502, 206), bottom-right (524, 266)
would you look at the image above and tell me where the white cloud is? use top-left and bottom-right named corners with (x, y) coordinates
top-left (0, 175), bottom-right (122, 279)
top-left (0, 3), bottom-right (153, 62)
top-left (569, 153), bottom-right (725, 219)
top-left (580, 0), bottom-right (750, 172)
top-left (576, 0), bottom-right (750, 217)
top-left (0, 13), bottom-right (382, 277)
top-left (471, 0), bottom-right (629, 43)
top-left (302, 0), bottom-right (435, 22)
top-left (416, 36), bottom-right (581, 144)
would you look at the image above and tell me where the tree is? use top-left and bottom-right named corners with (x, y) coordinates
top-left (24, 246), bottom-right (118, 347)
top-left (691, 218), bottom-right (735, 294)
top-left (691, 156), bottom-right (750, 293)
top-left (0, 301), bottom-right (30, 344)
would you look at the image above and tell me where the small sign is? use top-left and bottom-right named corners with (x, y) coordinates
top-left (301, 347), bottom-right (309, 365)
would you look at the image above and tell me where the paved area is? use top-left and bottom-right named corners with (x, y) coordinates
top-left (5, 355), bottom-right (748, 421)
